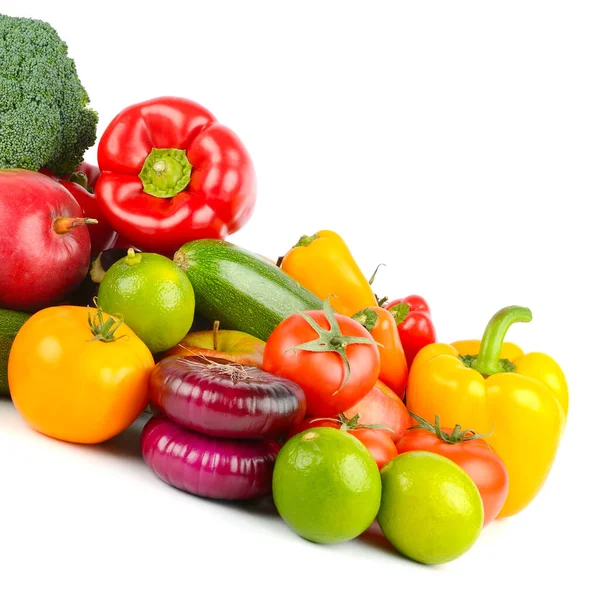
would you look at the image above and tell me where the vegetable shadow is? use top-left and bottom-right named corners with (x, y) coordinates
top-left (359, 520), bottom-right (398, 556)
top-left (78, 414), bottom-right (151, 463)
top-left (200, 493), bottom-right (281, 522)
top-left (359, 521), bottom-right (442, 569)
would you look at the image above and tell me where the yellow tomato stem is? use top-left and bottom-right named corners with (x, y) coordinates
top-left (472, 306), bottom-right (532, 376)
top-left (87, 305), bottom-right (128, 343)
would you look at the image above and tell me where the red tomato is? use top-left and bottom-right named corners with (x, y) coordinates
top-left (343, 380), bottom-right (411, 443)
top-left (263, 309), bottom-right (380, 417)
top-left (287, 417), bottom-right (398, 469)
top-left (350, 429), bottom-right (398, 469)
top-left (396, 428), bottom-right (509, 527)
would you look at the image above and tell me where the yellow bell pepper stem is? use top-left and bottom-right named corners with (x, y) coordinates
top-left (280, 230), bottom-right (378, 317)
top-left (470, 306), bottom-right (532, 376)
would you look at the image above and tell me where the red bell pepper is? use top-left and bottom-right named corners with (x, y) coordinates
top-left (73, 161), bottom-right (101, 189)
top-left (60, 163), bottom-right (118, 255)
top-left (95, 96), bottom-right (257, 256)
top-left (384, 295), bottom-right (437, 369)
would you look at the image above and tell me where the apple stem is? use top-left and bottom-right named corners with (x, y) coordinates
top-left (213, 320), bottom-right (220, 351)
top-left (53, 217), bottom-right (98, 235)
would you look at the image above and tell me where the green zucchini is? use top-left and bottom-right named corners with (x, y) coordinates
top-left (0, 308), bottom-right (31, 397)
top-left (174, 239), bottom-right (323, 341)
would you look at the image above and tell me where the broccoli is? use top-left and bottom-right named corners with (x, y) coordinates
top-left (0, 14), bottom-right (98, 176)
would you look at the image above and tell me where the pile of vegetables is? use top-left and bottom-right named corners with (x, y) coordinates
top-left (0, 14), bottom-right (569, 566)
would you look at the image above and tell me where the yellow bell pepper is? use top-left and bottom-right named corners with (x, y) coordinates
top-left (280, 230), bottom-right (377, 317)
top-left (406, 305), bottom-right (568, 518)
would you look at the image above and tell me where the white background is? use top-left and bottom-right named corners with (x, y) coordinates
top-left (1, 1), bottom-right (598, 598)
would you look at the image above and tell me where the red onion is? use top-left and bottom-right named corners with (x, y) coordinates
top-left (141, 415), bottom-right (280, 500)
top-left (149, 356), bottom-right (306, 439)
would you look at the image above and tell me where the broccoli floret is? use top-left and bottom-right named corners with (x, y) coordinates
top-left (0, 14), bottom-right (98, 176)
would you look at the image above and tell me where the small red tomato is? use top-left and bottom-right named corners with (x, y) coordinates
top-left (287, 416), bottom-right (398, 469)
top-left (350, 428), bottom-right (398, 469)
top-left (395, 414), bottom-right (509, 527)
top-left (263, 299), bottom-right (380, 417)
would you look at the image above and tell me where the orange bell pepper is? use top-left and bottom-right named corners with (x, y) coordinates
top-left (353, 306), bottom-right (408, 398)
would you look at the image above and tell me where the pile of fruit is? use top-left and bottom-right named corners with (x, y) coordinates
top-left (0, 15), bottom-right (569, 566)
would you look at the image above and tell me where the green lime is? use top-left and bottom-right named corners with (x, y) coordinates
top-left (97, 249), bottom-right (195, 354)
top-left (272, 427), bottom-right (381, 544)
top-left (377, 450), bottom-right (484, 565)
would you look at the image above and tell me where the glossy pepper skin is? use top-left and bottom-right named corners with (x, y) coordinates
top-left (406, 306), bottom-right (569, 518)
top-left (385, 295), bottom-right (436, 369)
top-left (280, 230), bottom-right (377, 317)
top-left (353, 306), bottom-right (408, 398)
top-left (95, 97), bottom-right (257, 256)
top-left (60, 165), bottom-right (117, 255)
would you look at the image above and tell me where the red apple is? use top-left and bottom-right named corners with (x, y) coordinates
top-left (0, 169), bottom-right (95, 312)
top-left (343, 380), bottom-right (411, 443)
top-left (59, 180), bottom-right (117, 255)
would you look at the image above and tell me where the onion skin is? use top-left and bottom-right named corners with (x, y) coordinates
top-left (149, 356), bottom-right (307, 439)
top-left (141, 415), bottom-right (280, 500)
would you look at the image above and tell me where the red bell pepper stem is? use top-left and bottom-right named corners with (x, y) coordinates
top-left (138, 148), bottom-right (193, 198)
top-left (471, 306), bottom-right (532, 376)
top-left (69, 170), bottom-right (91, 190)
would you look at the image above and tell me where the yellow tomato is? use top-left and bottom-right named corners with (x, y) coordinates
top-left (8, 305), bottom-right (154, 444)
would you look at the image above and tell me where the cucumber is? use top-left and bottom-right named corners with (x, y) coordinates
top-left (174, 239), bottom-right (323, 341)
top-left (0, 308), bottom-right (31, 397)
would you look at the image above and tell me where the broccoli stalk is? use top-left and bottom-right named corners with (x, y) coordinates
top-left (0, 14), bottom-right (98, 176)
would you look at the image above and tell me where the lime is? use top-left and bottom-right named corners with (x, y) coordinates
top-left (97, 249), bottom-right (195, 354)
top-left (272, 427), bottom-right (381, 544)
top-left (377, 450), bottom-right (484, 565)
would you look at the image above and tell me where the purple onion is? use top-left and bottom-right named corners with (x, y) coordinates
top-left (141, 415), bottom-right (280, 500)
top-left (149, 355), bottom-right (306, 439)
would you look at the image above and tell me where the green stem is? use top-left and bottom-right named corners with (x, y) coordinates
top-left (353, 308), bottom-right (378, 332)
top-left (368, 263), bottom-right (386, 286)
top-left (293, 233), bottom-right (318, 248)
top-left (408, 411), bottom-right (491, 444)
top-left (69, 170), bottom-right (90, 191)
top-left (388, 302), bottom-right (410, 325)
top-left (138, 148), bottom-right (192, 198)
top-left (87, 303), bottom-right (128, 343)
top-left (124, 247), bottom-right (142, 266)
top-left (471, 306), bottom-right (532, 376)
top-left (310, 413), bottom-right (394, 433)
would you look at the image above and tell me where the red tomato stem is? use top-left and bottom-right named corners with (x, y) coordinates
top-left (408, 411), bottom-right (492, 444)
